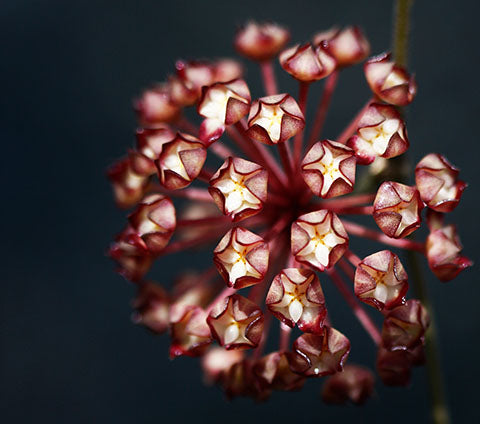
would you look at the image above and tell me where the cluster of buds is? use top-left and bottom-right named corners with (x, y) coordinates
top-left (108, 20), bottom-right (470, 403)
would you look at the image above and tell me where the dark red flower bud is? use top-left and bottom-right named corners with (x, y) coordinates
top-left (214, 227), bottom-right (269, 289)
top-left (221, 359), bottom-right (271, 401)
top-left (128, 193), bottom-right (176, 254)
top-left (354, 250), bottom-right (408, 311)
top-left (321, 364), bottom-right (375, 405)
top-left (346, 103), bottom-right (409, 165)
top-left (169, 305), bottom-right (211, 358)
top-left (373, 181), bottom-right (424, 239)
top-left (156, 132), bottom-right (207, 190)
top-left (415, 153), bottom-right (467, 212)
top-left (287, 327), bottom-right (350, 377)
top-left (253, 352), bottom-right (305, 391)
top-left (291, 210), bottom-right (348, 271)
top-left (381, 299), bottom-right (429, 351)
top-left (201, 347), bottom-right (244, 384)
top-left (109, 226), bottom-right (153, 282)
top-left (364, 52), bottom-right (417, 106)
top-left (107, 158), bottom-right (149, 209)
top-left (235, 22), bottom-right (290, 62)
top-left (198, 79), bottom-right (251, 144)
top-left (134, 84), bottom-right (181, 125)
top-left (247, 94), bottom-right (305, 145)
top-left (209, 157), bottom-right (267, 222)
top-left (301, 139), bottom-right (356, 198)
top-left (279, 43), bottom-right (336, 82)
top-left (131, 282), bottom-right (169, 334)
top-left (129, 126), bottom-right (175, 176)
top-left (266, 268), bottom-right (326, 333)
top-left (207, 294), bottom-right (264, 349)
top-left (314, 26), bottom-right (370, 67)
top-left (426, 215), bottom-right (472, 282)
top-left (376, 347), bottom-right (412, 386)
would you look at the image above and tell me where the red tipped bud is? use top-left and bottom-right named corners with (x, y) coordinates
top-left (131, 282), bottom-right (169, 334)
top-left (107, 158), bottom-right (149, 209)
top-left (128, 193), bottom-right (176, 254)
top-left (279, 43), bottom-right (336, 82)
top-left (354, 250), bottom-right (408, 311)
top-left (266, 268), bottom-right (326, 333)
top-left (364, 53), bottom-right (417, 106)
top-left (134, 84), bottom-right (180, 125)
top-left (207, 294), bottom-right (264, 349)
top-left (209, 157), bottom-right (267, 222)
top-left (198, 79), bottom-right (251, 144)
top-left (235, 22), bottom-right (290, 62)
top-left (253, 352), bottom-right (305, 391)
top-left (109, 226), bottom-right (152, 282)
top-left (373, 181), bottom-right (424, 238)
top-left (415, 153), bottom-right (466, 212)
top-left (130, 126), bottom-right (175, 176)
top-left (202, 347), bottom-right (244, 384)
top-left (213, 227), bottom-right (269, 289)
top-left (314, 26), bottom-right (370, 67)
top-left (156, 132), bottom-right (207, 190)
top-left (347, 103), bottom-right (409, 165)
top-left (426, 216), bottom-right (472, 282)
top-left (287, 327), bottom-right (351, 377)
top-left (247, 94), bottom-right (305, 145)
top-left (301, 139), bottom-right (356, 198)
top-left (169, 305), bottom-right (211, 358)
top-left (321, 364), bottom-right (375, 405)
top-left (291, 210), bottom-right (348, 271)
top-left (381, 299), bottom-right (429, 351)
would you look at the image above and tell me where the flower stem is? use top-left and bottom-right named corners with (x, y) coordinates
top-left (327, 267), bottom-right (381, 345)
top-left (279, 323), bottom-right (291, 351)
top-left (341, 219), bottom-right (425, 252)
top-left (148, 184), bottom-right (213, 202)
top-left (260, 61), bottom-right (278, 96)
top-left (307, 71), bottom-right (339, 149)
top-left (314, 193), bottom-right (376, 208)
top-left (336, 97), bottom-right (373, 144)
top-left (293, 81), bottom-right (310, 164)
top-left (393, 0), bottom-right (414, 67)
top-left (227, 124), bottom-right (287, 190)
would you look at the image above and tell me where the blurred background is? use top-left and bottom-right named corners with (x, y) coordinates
top-left (1, 0), bottom-right (479, 422)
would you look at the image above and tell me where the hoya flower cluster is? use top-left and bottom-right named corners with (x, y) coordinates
top-left (108, 22), bottom-right (471, 403)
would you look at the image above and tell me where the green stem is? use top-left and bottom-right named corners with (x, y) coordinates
top-left (393, 0), bottom-right (413, 67)
top-left (392, 1), bottom-right (451, 423)
top-left (407, 251), bottom-right (450, 424)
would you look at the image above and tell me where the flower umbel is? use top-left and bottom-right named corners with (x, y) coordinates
top-left (108, 20), bottom-right (471, 404)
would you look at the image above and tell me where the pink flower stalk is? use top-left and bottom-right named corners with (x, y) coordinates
top-left (108, 21), bottom-right (470, 403)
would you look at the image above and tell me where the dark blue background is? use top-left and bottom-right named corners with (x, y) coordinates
top-left (2, 0), bottom-right (479, 422)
